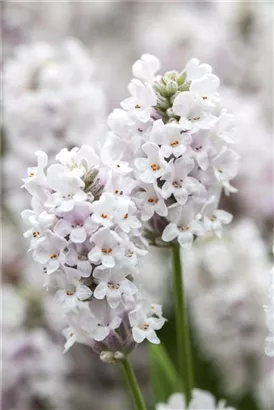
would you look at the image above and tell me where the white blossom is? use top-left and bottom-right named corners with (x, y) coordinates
top-left (162, 203), bottom-right (204, 249)
top-left (121, 78), bottom-right (157, 122)
top-left (93, 265), bottom-right (138, 309)
top-left (104, 54), bottom-right (239, 249)
top-left (156, 389), bottom-right (236, 410)
top-left (129, 301), bottom-right (166, 344)
top-left (22, 145), bottom-right (165, 352)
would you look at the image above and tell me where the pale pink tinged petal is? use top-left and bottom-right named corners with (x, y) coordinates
top-left (109, 315), bottom-right (122, 330)
top-left (197, 151), bottom-right (209, 170)
top-left (88, 247), bottom-right (102, 263)
top-left (51, 233), bottom-right (67, 249)
top-left (215, 210), bottom-right (233, 224)
top-left (74, 190), bottom-right (87, 202)
top-left (55, 290), bottom-right (66, 304)
top-left (46, 164), bottom-right (65, 190)
top-left (125, 280), bottom-right (138, 294)
top-left (24, 229), bottom-right (33, 239)
top-left (161, 145), bottom-right (172, 158)
top-left (148, 317), bottom-right (166, 331)
top-left (84, 218), bottom-right (99, 235)
top-left (35, 150), bottom-right (48, 169)
top-left (90, 228), bottom-right (106, 246)
top-left (142, 142), bottom-right (159, 158)
top-left (59, 200), bottom-right (75, 212)
top-left (184, 177), bottom-right (201, 192)
top-left (121, 96), bottom-right (134, 110)
top-left (21, 209), bottom-right (35, 225)
top-left (65, 266), bottom-right (81, 282)
top-left (155, 201), bottom-right (168, 217)
top-left (76, 284), bottom-right (92, 301)
top-left (132, 328), bottom-right (146, 343)
top-left (178, 231), bottom-right (193, 249)
top-left (107, 289), bottom-right (121, 309)
top-left (191, 220), bottom-right (205, 236)
top-left (135, 157), bottom-right (148, 172)
top-left (100, 217), bottom-right (114, 228)
top-left (54, 219), bottom-right (72, 237)
top-left (130, 217), bottom-right (142, 229)
top-left (34, 250), bottom-right (49, 264)
top-left (140, 169), bottom-right (156, 184)
top-left (70, 227), bottom-right (87, 243)
top-left (141, 207), bottom-right (154, 221)
top-left (94, 282), bottom-right (107, 299)
top-left (136, 108), bottom-right (151, 123)
top-left (102, 254), bottom-right (115, 268)
top-left (62, 296), bottom-right (77, 310)
top-left (161, 182), bottom-right (174, 199)
top-left (94, 326), bottom-right (109, 342)
top-left (146, 328), bottom-right (160, 344)
top-left (172, 91), bottom-right (193, 117)
top-left (47, 259), bottom-right (60, 274)
top-left (174, 189), bottom-right (188, 205)
top-left (78, 260), bottom-right (92, 277)
top-left (76, 145), bottom-right (100, 168)
top-left (173, 145), bottom-right (187, 157)
top-left (162, 223), bottom-right (179, 242)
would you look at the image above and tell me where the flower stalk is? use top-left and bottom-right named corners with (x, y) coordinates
top-left (122, 358), bottom-right (147, 410)
top-left (172, 242), bottom-right (194, 404)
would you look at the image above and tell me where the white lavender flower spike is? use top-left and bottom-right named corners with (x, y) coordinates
top-left (21, 145), bottom-right (166, 354)
top-left (105, 54), bottom-right (240, 248)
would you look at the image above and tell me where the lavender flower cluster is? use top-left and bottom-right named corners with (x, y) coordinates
top-left (21, 145), bottom-right (165, 359)
top-left (105, 55), bottom-right (240, 248)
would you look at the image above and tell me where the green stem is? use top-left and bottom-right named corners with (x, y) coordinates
top-left (122, 358), bottom-right (147, 410)
top-left (172, 242), bottom-right (194, 404)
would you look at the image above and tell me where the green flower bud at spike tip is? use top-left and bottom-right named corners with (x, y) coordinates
top-left (154, 81), bottom-right (169, 97)
top-left (178, 80), bottom-right (191, 92)
top-left (156, 94), bottom-right (171, 110)
top-left (166, 107), bottom-right (176, 118)
top-left (166, 79), bottom-right (178, 96)
top-left (177, 70), bottom-right (187, 85)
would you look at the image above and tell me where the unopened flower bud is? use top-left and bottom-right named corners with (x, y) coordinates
top-left (156, 95), bottom-right (170, 110)
top-left (176, 70), bottom-right (187, 86)
top-left (178, 80), bottom-right (191, 92)
top-left (166, 79), bottom-right (178, 96)
top-left (100, 351), bottom-right (115, 363)
top-left (154, 81), bottom-right (169, 97)
top-left (114, 351), bottom-right (125, 361)
top-left (166, 107), bottom-right (176, 118)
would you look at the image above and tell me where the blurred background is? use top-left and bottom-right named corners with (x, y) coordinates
top-left (1, 1), bottom-right (273, 410)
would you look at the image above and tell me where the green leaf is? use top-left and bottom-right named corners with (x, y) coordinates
top-left (149, 343), bottom-right (182, 406)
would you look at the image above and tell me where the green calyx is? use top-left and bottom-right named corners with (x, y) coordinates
top-left (153, 69), bottom-right (191, 122)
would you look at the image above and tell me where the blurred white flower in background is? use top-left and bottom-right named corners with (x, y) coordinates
top-left (264, 269), bottom-right (274, 357)
top-left (2, 38), bottom-right (105, 159)
top-left (184, 219), bottom-right (271, 399)
top-left (156, 389), bottom-right (236, 410)
top-left (1, 285), bottom-right (73, 410)
top-left (1, 37), bottom-right (106, 284)
top-left (221, 89), bottom-right (273, 225)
